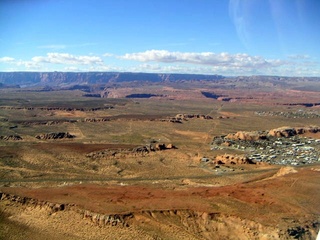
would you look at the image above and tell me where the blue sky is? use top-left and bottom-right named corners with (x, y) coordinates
top-left (0, 0), bottom-right (319, 76)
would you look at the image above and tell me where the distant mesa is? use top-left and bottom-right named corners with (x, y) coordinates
top-left (0, 72), bottom-right (224, 87)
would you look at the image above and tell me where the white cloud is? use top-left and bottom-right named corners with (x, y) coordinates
top-left (1, 50), bottom-right (319, 76)
top-left (32, 53), bottom-right (104, 65)
top-left (103, 53), bottom-right (114, 57)
top-left (0, 57), bottom-right (15, 62)
top-left (119, 50), bottom-right (279, 69)
top-left (0, 57), bottom-right (40, 70)
top-left (129, 63), bottom-right (258, 75)
top-left (117, 50), bottom-right (320, 76)
top-left (15, 60), bottom-right (41, 70)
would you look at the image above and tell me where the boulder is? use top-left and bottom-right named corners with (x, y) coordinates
top-left (166, 143), bottom-right (174, 149)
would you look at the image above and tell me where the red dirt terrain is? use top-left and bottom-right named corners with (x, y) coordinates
top-left (1, 165), bottom-right (319, 239)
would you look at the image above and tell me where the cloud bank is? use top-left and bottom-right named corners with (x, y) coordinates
top-left (32, 53), bottom-right (103, 65)
top-left (119, 50), bottom-right (288, 69)
top-left (0, 50), bottom-right (318, 76)
top-left (0, 57), bottom-right (15, 63)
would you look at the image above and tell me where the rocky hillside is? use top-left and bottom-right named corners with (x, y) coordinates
top-left (0, 72), bottom-right (224, 87)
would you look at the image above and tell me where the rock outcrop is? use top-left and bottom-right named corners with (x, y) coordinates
top-left (0, 191), bottom-right (131, 227)
top-left (35, 132), bottom-right (75, 140)
top-left (268, 126), bottom-right (319, 137)
top-left (0, 135), bottom-right (22, 141)
top-left (225, 131), bottom-right (266, 141)
top-left (268, 127), bottom-right (297, 138)
top-left (84, 117), bottom-right (111, 122)
top-left (0, 192), bottom-right (66, 213)
top-left (218, 126), bottom-right (319, 143)
top-left (160, 114), bottom-right (213, 123)
top-left (175, 114), bottom-right (213, 121)
top-left (14, 119), bottom-right (77, 126)
top-left (86, 143), bottom-right (176, 159)
top-left (83, 210), bottom-right (133, 227)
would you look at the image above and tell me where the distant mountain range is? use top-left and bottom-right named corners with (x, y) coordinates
top-left (1, 72), bottom-right (319, 92)
top-left (0, 72), bottom-right (224, 87)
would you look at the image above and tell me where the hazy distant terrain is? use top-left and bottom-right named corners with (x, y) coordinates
top-left (0, 72), bottom-right (224, 87)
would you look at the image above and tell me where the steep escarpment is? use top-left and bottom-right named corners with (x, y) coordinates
top-left (1, 191), bottom-right (317, 240)
top-left (0, 72), bottom-right (224, 87)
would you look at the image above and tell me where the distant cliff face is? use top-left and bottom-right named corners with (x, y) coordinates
top-left (0, 72), bottom-right (224, 87)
